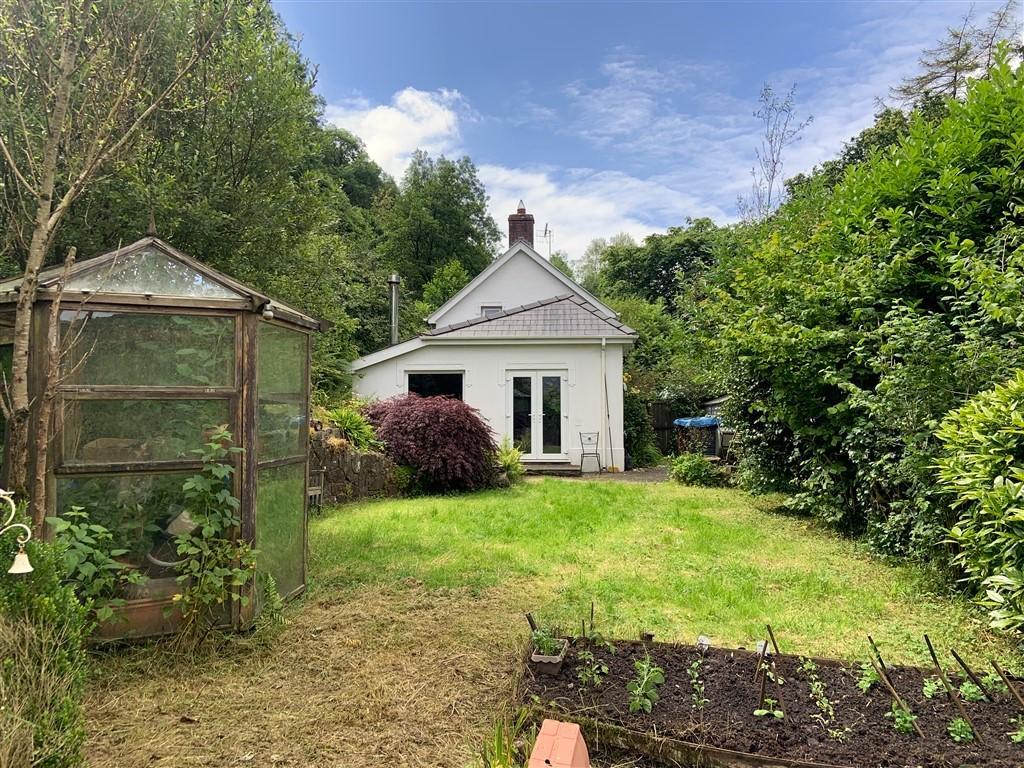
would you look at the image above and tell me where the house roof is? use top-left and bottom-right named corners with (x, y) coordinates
top-left (425, 240), bottom-right (615, 325)
top-left (0, 237), bottom-right (325, 331)
top-left (426, 294), bottom-right (636, 338)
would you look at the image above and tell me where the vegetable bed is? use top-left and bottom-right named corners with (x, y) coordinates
top-left (522, 639), bottom-right (1023, 767)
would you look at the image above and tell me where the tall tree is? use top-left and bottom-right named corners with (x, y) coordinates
top-left (549, 251), bottom-right (574, 280)
top-left (375, 151), bottom-right (500, 292)
top-left (0, 0), bottom-right (230, 512)
top-left (739, 83), bottom-right (812, 221)
top-left (892, 0), bottom-right (1022, 105)
top-left (574, 233), bottom-right (635, 294)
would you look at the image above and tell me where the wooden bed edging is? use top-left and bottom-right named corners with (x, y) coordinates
top-left (525, 705), bottom-right (855, 768)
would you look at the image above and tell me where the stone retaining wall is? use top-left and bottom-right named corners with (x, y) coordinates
top-left (310, 429), bottom-right (400, 504)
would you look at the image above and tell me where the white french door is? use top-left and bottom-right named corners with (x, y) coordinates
top-left (507, 370), bottom-right (567, 460)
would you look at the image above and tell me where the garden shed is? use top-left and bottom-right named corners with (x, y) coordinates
top-left (0, 237), bottom-right (322, 639)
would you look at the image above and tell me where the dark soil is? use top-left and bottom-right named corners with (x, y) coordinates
top-left (522, 640), bottom-right (1024, 768)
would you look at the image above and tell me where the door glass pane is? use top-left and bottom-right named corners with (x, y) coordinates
top-left (512, 376), bottom-right (532, 453)
top-left (542, 375), bottom-right (562, 454)
top-left (62, 399), bottom-right (230, 465)
top-left (61, 311), bottom-right (234, 387)
top-left (256, 462), bottom-right (305, 597)
top-left (65, 248), bottom-right (241, 298)
top-left (257, 323), bottom-right (308, 460)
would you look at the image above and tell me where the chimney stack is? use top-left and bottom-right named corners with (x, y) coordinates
top-left (387, 273), bottom-right (400, 346)
top-left (508, 200), bottom-right (534, 247)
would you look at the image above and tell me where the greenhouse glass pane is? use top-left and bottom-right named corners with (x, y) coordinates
top-left (256, 462), bottom-right (305, 597)
top-left (56, 473), bottom-right (193, 579)
top-left (257, 323), bottom-right (307, 460)
top-left (61, 311), bottom-right (234, 387)
top-left (61, 399), bottom-right (230, 465)
top-left (65, 248), bottom-right (241, 298)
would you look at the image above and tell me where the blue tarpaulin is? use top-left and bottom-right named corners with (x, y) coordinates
top-left (673, 416), bottom-right (719, 428)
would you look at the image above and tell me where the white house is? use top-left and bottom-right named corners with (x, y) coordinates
top-left (350, 203), bottom-right (636, 471)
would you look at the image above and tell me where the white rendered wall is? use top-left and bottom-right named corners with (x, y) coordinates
top-left (432, 251), bottom-right (571, 327)
top-left (353, 341), bottom-right (627, 470)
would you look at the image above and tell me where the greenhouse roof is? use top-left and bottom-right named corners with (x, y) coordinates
top-left (0, 237), bottom-right (324, 330)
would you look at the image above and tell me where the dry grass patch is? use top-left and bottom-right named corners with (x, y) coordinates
top-left (85, 583), bottom-right (529, 768)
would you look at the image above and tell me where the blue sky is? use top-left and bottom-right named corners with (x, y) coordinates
top-left (274, 0), bottom-right (1010, 258)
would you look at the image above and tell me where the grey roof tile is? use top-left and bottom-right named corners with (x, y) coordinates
top-left (425, 295), bottom-right (637, 339)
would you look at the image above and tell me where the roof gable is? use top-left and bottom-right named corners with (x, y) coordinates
top-left (427, 294), bottom-right (636, 339)
top-left (425, 241), bottom-right (615, 326)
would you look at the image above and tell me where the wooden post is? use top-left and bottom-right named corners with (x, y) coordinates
top-left (525, 612), bottom-right (537, 632)
top-left (925, 635), bottom-right (983, 744)
top-left (867, 635), bottom-right (888, 676)
top-left (766, 624), bottom-right (781, 656)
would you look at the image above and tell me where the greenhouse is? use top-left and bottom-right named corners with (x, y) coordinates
top-left (0, 237), bottom-right (322, 639)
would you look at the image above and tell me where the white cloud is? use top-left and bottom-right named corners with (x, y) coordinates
top-left (324, 87), bottom-right (465, 177)
top-left (480, 165), bottom-right (729, 260)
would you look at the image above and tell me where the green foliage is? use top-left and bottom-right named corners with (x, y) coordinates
top-left (575, 649), bottom-right (608, 688)
top-left (172, 427), bottom-right (255, 649)
top-left (799, 657), bottom-right (834, 725)
top-left (922, 676), bottom-right (943, 699)
top-left (530, 627), bottom-right (562, 657)
top-left (937, 370), bottom-right (1024, 630)
top-left (1009, 715), bottom-right (1024, 743)
top-left (668, 452), bottom-right (725, 487)
top-left (324, 404), bottom-right (381, 451)
top-left (252, 572), bottom-right (285, 641)
top-left (626, 653), bottom-right (665, 713)
top-left (622, 389), bottom-right (660, 468)
top-left (46, 506), bottom-right (146, 624)
top-left (481, 709), bottom-right (531, 768)
top-left (856, 662), bottom-right (880, 693)
top-left (718, 53), bottom-right (1024, 566)
top-left (687, 658), bottom-right (708, 710)
top-left (753, 697), bottom-right (784, 719)
top-left (886, 702), bottom-right (918, 735)
top-left (0, 527), bottom-right (89, 768)
top-left (496, 436), bottom-right (525, 485)
top-left (414, 259), bottom-right (470, 319)
top-left (947, 716), bottom-right (975, 743)
top-left (982, 670), bottom-right (1009, 694)
top-left (549, 252), bottom-right (574, 279)
top-left (958, 680), bottom-right (985, 702)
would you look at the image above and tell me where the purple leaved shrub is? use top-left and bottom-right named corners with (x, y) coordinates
top-left (364, 394), bottom-right (497, 492)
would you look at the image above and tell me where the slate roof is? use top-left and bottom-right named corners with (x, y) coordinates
top-left (425, 294), bottom-right (636, 338)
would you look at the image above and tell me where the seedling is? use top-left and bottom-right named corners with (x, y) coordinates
top-left (948, 717), bottom-right (975, 743)
top-left (827, 726), bottom-right (851, 742)
top-left (1008, 716), bottom-right (1024, 743)
top-left (856, 662), bottom-right (880, 693)
top-left (758, 659), bottom-right (786, 686)
top-left (982, 671), bottom-right (1009, 695)
top-left (885, 701), bottom-right (918, 735)
top-left (627, 653), bottom-right (665, 714)
top-left (922, 676), bottom-right (943, 699)
top-left (531, 628), bottom-right (562, 657)
top-left (753, 697), bottom-right (784, 719)
top-left (798, 656), bottom-right (818, 674)
top-left (576, 649), bottom-right (608, 688)
top-left (798, 656), bottom-right (834, 725)
top-left (958, 680), bottom-right (985, 703)
top-left (688, 658), bottom-right (709, 710)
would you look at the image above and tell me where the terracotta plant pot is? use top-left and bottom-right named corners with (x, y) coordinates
top-left (531, 637), bottom-right (569, 676)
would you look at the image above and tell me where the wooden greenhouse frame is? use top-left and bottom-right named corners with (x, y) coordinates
top-left (0, 237), bottom-right (323, 639)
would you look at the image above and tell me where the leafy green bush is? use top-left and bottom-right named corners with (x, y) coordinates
top-left (324, 403), bottom-right (381, 451)
top-left (496, 436), bottom-right (525, 484)
top-left (936, 371), bottom-right (1024, 630)
top-left (668, 452), bottom-right (724, 487)
top-left (623, 389), bottom-right (659, 468)
top-left (172, 427), bottom-right (255, 649)
top-left (0, 527), bottom-right (89, 768)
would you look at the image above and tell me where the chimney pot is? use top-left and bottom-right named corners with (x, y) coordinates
top-left (508, 202), bottom-right (535, 247)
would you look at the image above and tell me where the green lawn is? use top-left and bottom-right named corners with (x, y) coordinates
top-left (313, 477), bottom-right (1017, 668)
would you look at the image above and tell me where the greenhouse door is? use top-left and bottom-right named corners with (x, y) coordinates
top-left (507, 370), bottom-right (567, 460)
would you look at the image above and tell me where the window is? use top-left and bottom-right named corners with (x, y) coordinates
top-left (408, 372), bottom-right (463, 399)
top-left (481, 304), bottom-right (502, 317)
top-left (257, 323), bottom-right (308, 461)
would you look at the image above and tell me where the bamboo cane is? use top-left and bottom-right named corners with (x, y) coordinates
top-left (991, 660), bottom-right (1024, 710)
top-left (869, 656), bottom-right (924, 738)
top-left (950, 648), bottom-right (988, 699)
top-left (766, 624), bottom-right (781, 655)
top-left (925, 635), bottom-right (983, 744)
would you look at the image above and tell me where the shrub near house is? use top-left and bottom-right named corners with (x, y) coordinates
top-left (365, 394), bottom-right (498, 492)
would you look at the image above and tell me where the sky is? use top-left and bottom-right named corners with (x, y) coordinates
top-left (274, 0), bottom-right (1014, 259)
